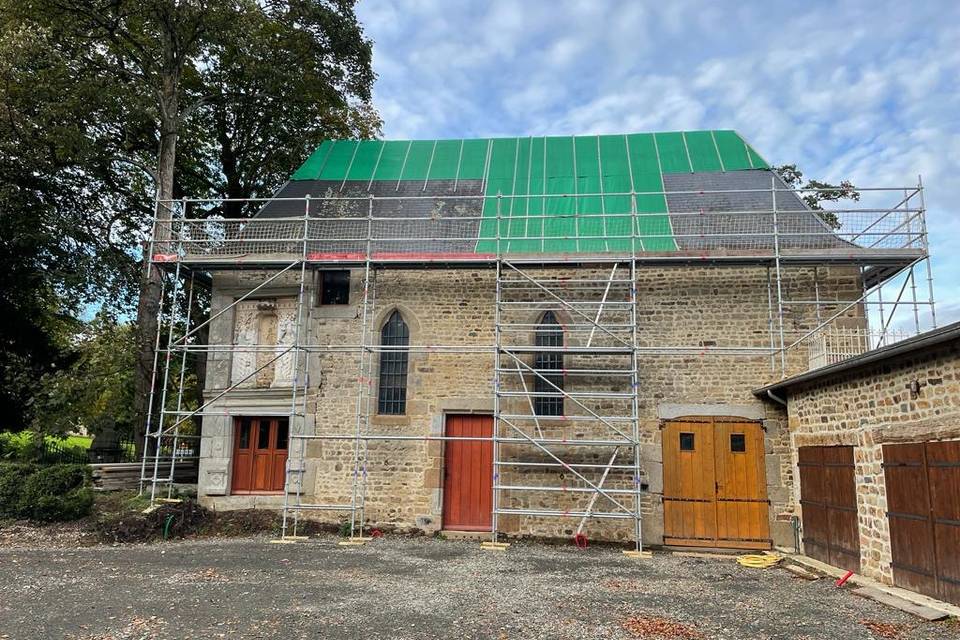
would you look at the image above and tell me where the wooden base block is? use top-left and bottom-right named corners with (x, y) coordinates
top-left (623, 550), bottom-right (654, 559)
top-left (269, 539), bottom-right (299, 544)
top-left (338, 537), bottom-right (369, 547)
top-left (158, 498), bottom-right (183, 504)
top-left (480, 541), bottom-right (510, 551)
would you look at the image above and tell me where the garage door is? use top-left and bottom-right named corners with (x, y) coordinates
top-left (883, 441), bottom-right (960, 605)
top-left (797, 446), bottom-right (860, 572)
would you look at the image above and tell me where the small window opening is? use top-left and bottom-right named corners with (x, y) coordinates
top-left (320, 271), bottom-right (350, 305)
top-left (730, 433), bottom-right (746, 452)
top-left (679, 432), bottom-right (695, 451)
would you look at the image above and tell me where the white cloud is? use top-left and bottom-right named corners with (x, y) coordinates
top-left (357, 0), bottom-right (960, 315)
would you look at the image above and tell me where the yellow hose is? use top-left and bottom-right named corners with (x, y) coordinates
top-left (737, 554), bottom-right (782, 568)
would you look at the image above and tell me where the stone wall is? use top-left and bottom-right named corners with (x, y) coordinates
top-left (785, 338), bottom-right (960, 583)
top-left (197, 264), bottom-right (864, 547)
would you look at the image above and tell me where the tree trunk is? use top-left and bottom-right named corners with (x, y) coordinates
top-left (133, 69), bottom-right (180, 458)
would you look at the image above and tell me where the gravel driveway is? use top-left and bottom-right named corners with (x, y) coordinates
top-left (0, 535), bottom-right (957, 639)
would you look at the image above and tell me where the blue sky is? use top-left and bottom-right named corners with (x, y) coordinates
top-left (356, 0), bottom-right (960, 326)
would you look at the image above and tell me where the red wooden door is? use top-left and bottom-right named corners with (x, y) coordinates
top-left (231, 417), bottom-right (288, 493)
top-left (443, 414), bottom-right (493, 531)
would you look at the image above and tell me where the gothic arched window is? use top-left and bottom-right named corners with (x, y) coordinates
top-left (534, 311), bottom-right (564, 416)
top-left (377, 311), bottom-right (409, 415)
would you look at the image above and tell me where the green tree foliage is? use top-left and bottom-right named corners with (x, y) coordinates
top-left (29, 314), bottom-right (137, 437)
top-left (773, 164), bottom-right (860, 229)
top-left (0, 1), bottom-right (379, 442)
top-left (0, 22), bottom-right (144, 430)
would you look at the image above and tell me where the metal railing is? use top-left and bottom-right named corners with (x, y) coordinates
top-left (148, 184), bottom-right (928, 264)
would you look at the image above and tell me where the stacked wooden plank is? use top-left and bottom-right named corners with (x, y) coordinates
top-left (91, 462), bottom-right (198, 491)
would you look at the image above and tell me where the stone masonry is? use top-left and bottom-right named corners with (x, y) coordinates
top-left (198, 264), bottom-right (865, 547)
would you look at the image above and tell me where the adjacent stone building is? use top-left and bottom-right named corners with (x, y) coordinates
top-left (757, 322), bottom-right (960, 605)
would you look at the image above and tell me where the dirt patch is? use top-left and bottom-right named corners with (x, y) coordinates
top-left (860, 619), bottom-right (909, 639)
top-left (622, 615), bottom-right (703, 639)
top-left (0, 492), bottom-right (340, 547)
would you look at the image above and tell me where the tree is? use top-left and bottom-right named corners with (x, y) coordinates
top-left (773, 164), bottom-right (860, 229)
top-left (3, 1), bottom-right (379, 450)
top-left (0, 19), bottom-right (144, 429)
top-left (30, 314), bottom-right (138, 438)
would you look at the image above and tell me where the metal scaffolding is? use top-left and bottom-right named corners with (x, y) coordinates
top-left (140, 179), bottom-right (936, 550)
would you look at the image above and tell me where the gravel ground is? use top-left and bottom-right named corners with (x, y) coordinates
top-left (0, 534), bottom-right (957, 640)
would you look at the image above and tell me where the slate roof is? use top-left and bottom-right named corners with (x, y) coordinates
top-left (247, 132), bottom-right (854, 256)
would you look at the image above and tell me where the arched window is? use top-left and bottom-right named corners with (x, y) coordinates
top-left (534, 311), bottom-right (564, 416)
top-left (378, 311), bottom-right (409, 415)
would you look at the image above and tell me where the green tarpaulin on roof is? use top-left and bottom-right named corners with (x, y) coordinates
top-left (290, 131), bottom-right (768, 254)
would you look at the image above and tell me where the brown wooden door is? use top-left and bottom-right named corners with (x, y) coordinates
top-left (662, 418), bottom-right (771, 549)
top-left (443, 414), bottom-right (493, 531)
top-left (884, 440), bottom-right (960, 605)
top-left (797, 446), bottom-right (860, 572)
top-left (231, 417), bottom-right (288, 493)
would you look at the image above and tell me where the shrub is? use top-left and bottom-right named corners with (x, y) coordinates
top-left (0, 462), bottom-right (38, 518)
top-left (0, 463), bottom-right (93, 522)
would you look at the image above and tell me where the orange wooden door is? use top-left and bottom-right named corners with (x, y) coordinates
top-left (232, 417), bottom-right (288, 493)
top-left (443, 414), bottom-right (493, 531)
top-left (713, 421), bottom-right (770, 548)
top-left (663, 418), bottom-right (770, 549)
top-left (662, 421), bottom-right (717, 544)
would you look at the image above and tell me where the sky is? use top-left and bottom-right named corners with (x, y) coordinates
top-left (355, 0), bottom-right (960, 328)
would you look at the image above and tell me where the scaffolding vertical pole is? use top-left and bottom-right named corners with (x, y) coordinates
top-left (348, 195), bottom-right (375, 539)
top-left (491, 193), bottom-right (503, 544)
top-left (877, 279), bottom-right (886, 347)
top-left (766, 266), bottom-right (775, 373)
top-left (166, 272), bottom-right (196, 497)
top-left (902, 188), bottom-right (920, 335)
top-left (149, 199), bottom-right (187, 502)
top-left (630, 241), bottom-right (643, 551)
top-left (771, 176), bottom-right (787, 376)
top-left (281, 195), bottom-right (311, 538)
top-left (138, 271), bottom-right (168, 495)
top-left (357, 264), bottom-right (377, 532)
top-left (139, 195), bottom-right (166, 494)
top-left (918, 175), bottom-right (937, 329)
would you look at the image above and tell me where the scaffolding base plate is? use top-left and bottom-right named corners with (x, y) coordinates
top-left (480, 541), bottom-right (511, 551)
top-left (623, 550), bottom-right (653, 559)
top-left (269, 537), bottom-right (308, 544)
